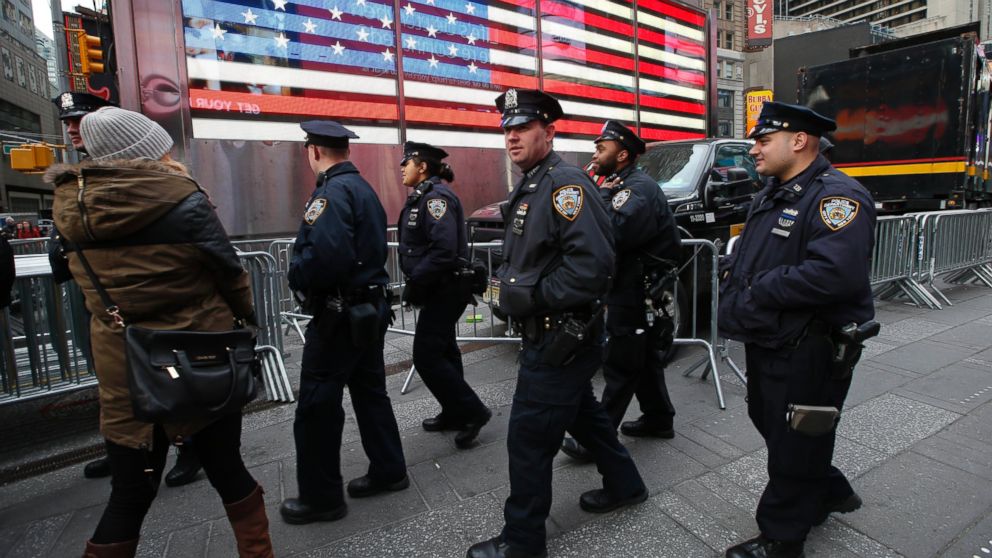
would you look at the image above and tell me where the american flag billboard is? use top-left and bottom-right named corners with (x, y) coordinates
top-left (181, 0), bottom-right (708, 150)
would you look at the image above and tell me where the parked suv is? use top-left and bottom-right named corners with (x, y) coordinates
top-left (467, 138), bottom-right (761, 346)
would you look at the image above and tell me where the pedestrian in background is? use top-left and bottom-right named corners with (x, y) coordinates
top-left (720, 102), bottom-right (875, 558)
top-left (561, 120), bottom-right (682, 462)
top-left (397, 141), bottom-right (492, 448)
top-left (48, 91), bottom-right (203, 485)
top-left (280, 121), bottom-right (408, 526)
top-left (46, 106), bottom-right (272, 558)
top-left (468, 90), bottom-right (648, 558)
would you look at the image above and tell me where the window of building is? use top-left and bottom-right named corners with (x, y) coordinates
top-left (719, 30), bottom-right (735, 49)
top-left (717, 120), bottom-right (733, 138)
top-left (723, 1), bottom-right (734, 20)
top-left (718, 89), bottom-right (734, 108)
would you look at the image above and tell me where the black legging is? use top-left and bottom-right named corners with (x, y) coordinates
top-left (91, 412), bottom-right (257, 544)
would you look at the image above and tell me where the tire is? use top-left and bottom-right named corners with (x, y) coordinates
top-left (660, 277), bottom-right (689, 363)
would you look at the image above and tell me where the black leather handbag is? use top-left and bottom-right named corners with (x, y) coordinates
top-left (74, 248), bottom-right (258, 423)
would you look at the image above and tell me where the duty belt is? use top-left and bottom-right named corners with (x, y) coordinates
top-left (516, 312), bottom-right (598, 344)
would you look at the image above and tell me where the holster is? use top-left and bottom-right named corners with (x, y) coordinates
top-left (348, 302), bottom-right (378, 349)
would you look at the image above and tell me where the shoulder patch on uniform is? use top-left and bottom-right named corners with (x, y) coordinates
top-left (553, 185), bottom-right (584, 221)
top-left (427, 198), bottom-right (447, 220)
top-left (304, 197), bottom-right (327, 225)
top-left (819, 197), bottom-right (860, 231)
top-left (611, 189), bottom-right (632, 211)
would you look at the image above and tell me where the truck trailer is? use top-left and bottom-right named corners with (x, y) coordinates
top-left (798, 23), bottom-right (992, 212)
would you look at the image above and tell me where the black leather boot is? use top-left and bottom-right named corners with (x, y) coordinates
top-left (83, 457), bottom-right (111, 479)
top-left (725, 535), bottom-right (805, 558)
top-left (466, 536), bottom-right (547, 558)
top-left (164, 443), bottom-right (201, 488)
top-left (619, 415), bottom-right (675, 438)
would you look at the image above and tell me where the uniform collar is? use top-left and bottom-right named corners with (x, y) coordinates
top-left (517, 151), bottom-right (560, 192)
top-left (409, 177), bottom-right (436, 201)
top-left (770, 155), bottom-right (832, 201)
top-left (322, 160), bottom-right (359, 181)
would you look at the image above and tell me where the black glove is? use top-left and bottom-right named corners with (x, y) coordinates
top-left (402, 279), bottom-right (428, 307)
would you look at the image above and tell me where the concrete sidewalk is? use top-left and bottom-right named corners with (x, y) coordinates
top-left (2, 284), bottom-right (992, 557)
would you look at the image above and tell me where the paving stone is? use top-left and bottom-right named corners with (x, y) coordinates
top-left (932, 322), bottom-right (992, 349)
top-left (622, 439), bottom-right (708, 494)
top-left (297, 492), bottom-right (504, 557)
top-left (435, 439), bottom-right (508, 499)
top-left (912, 431), bottom-right (992, 482)
top-left (860, 338), bottom-right (900, 360)
top-left (688, 405), bottom-right (764, 453)
top-left (666, 433), bottom-right (736, 469)
top-left (5, 513), bottom-right (70, 558)
top-left (942, 400), bottom-right (992, 444)
top-left (832, 436), bottom-right (889, 479)
top-left (845, 363), bottom-right (914, 407)
top-left (838, 394), bottom-right (960, 454)
top-left (900, 361), bottom-right (992, 407)
top-left (408, 459), bottom-right (460, 511)
top-left (547, 501), bottom-right (714, 558)
top-left (163, 522), bottom-right (210, 558)
top-left (874, 318), bottom-right (952, 344)
top-left (677, 424), bottom-right (746, 461)
top-left (844, 451), bottom-right (992, 557)
top-left (653, 489), bottom-right (742, 552)
top-left (0, 474), bottom-right (108, 529)
top-left (45, 504), bottom-right (103, 558)
top-left (868, 339), bottom-right (971, 375)
top-left (810, 519), bottom-right (902, 558)
top-left (716, 450), bottom-right (767, 495)
top-left (936, 508), bottom-right (992, 557)
top-left (671, 478), bottom-right (756, 542)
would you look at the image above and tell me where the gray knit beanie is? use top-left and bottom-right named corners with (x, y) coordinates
top-left (80, 106), bottom-right (174, 161)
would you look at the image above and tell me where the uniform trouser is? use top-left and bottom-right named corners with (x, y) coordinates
top-left (413, 294), bottom-right (488, 423)
top-left (294, 296), bottom-right (406, 507)
top-left (600, 305), bottom-right (675, 429)
top-left (501, 338), bottom-right (646, 554)
top-left (92, 413), bottom-right (256, 544)
top-left (745, 333), bottom-right (855, 542)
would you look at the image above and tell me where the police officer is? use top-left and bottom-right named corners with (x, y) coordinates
top-left (397, 141), bottom-right (492, 448)
top-left (280, 121), bottom-right (408, 525)
top-left (52, 91), bottom-right (115, 153)
top-left (719, 102), bottom-right (875, 558)
top-left (467, 90), bottom-right (647, 558)
top-left (561, 121), bottom-right (682, 462)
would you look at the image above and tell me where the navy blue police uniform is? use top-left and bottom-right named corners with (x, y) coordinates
top-left (283, 121), bottom-right (407, 523)
top-left (719, 103), bottom-right (875, 555)
top-left (468, 90), bottom-right (647, 558)
top-left (594, 121), bottom-right (682, 436)
top-left (396, 142), bottom-right (491, 443)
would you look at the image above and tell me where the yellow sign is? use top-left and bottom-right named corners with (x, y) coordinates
top-left (745, 90), bottom-right (773, 136)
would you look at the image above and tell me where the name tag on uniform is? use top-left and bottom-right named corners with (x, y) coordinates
top-left (406, 208), bottom-right (420, 228)
top-left (771, 227), bottom-right (791, 238)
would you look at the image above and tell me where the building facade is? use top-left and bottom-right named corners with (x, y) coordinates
top-left (34, 31), bottom-right (57, 91)
top-left (775, 0), bottom-right (991, 37)
top-left (689, 0), bottom-right (747, 137)
top-left (1, 0), bottom-right (60, 214)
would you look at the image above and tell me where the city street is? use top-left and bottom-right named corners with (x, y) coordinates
top-left (1, 281), bottom-right (992, 557)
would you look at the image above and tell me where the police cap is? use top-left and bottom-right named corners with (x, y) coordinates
top-left (747, 101), bottom-right (836, 139)
top-left (495, 88), bottom-right (564, 128)
top-left (52, 91), bottom-right (116, 120)
top-left (401, 141), bottom-right (448, 165)
top-left (301, 120), bottom-right (359, 148)
top-left (594, 120), bottom-right (646, 156)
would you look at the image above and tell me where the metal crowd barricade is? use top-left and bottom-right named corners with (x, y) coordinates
top-left (236, 250), bottom-right (294, 403)
top-left (8, 238), bottom-right (50, 256)
top-left (1, 255), bottom-right (94, 405)
top-left (871, 215), bottom-right (940, 308)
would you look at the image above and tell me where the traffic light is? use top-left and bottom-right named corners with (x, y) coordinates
top-left (76, 30), bottom-right (104, 76)
top-left (10, 144), bottom-right (56, 172)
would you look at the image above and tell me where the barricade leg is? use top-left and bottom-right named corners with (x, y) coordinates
top-left (400, 364), bottom-right (418, 395)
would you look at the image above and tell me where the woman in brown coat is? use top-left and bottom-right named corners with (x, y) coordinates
top-left (46, 107), bottom-right (273, 558)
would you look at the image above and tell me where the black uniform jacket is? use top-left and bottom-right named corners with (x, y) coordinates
top-left (600, 164), bottom-right (681, 307)
top-left (289, 161), bottom-right (389, 294)
top-left (718, 155), bottom-right (875, 349)
top-left (397, 177), bottom-right (469, 285)
top-left (496, 151), bottom-right (615, 318)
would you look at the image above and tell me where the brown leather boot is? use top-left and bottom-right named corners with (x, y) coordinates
top-left (82, 539), bottom-right (139, 557)
top-left (224, 484), bottom-right (274, 558)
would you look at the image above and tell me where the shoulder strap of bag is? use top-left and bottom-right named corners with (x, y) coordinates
top-left (70, 244), bottom-right (126, 327)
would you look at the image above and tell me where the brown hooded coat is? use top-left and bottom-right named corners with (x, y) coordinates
top-left (45, 159), bottom-right (254, 449)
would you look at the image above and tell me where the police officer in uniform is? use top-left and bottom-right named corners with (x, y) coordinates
top-left (52, 91), bottom-right (115, 153)
top-left (467, 90), bottom-right (648, 558)
top-left (720, 102), bottom-right (875, 558)
top-left (397, 141), bottom-right (492, 448)
top-left (561, 121), bottom-right (681, 462)
top-left (280, 121), bottom-right (408, 525)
